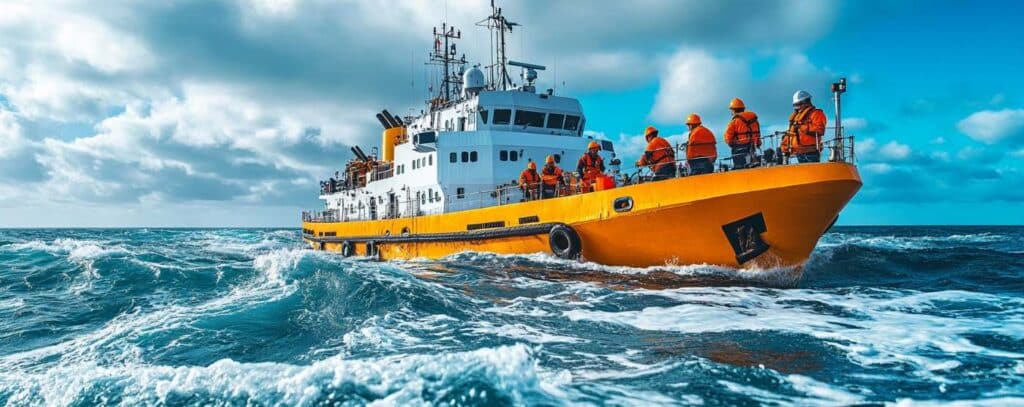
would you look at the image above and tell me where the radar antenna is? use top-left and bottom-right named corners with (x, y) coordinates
top-left (477, 0), bottom-right (518, 91)
top-left (428, 22), bottom-right (467, 106)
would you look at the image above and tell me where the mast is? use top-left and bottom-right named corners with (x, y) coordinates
top-left (428, 21), bottom-right (466, 106)
top-left (477, 0), bottom-right (518, 90)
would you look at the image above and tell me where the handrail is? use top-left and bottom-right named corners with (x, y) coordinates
top-left (304, 132), bottom-right (855, 223)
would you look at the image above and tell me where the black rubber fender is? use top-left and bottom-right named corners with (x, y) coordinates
top-left (340, 241), bottom-right (355, 257)
top-left (548, 224), bottom-right (582, 259)
top-left (365, 241), bottom-right (379, 258)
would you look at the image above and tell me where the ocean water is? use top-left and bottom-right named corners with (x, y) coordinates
top-left (0, 226), bottom-right (1021, 406)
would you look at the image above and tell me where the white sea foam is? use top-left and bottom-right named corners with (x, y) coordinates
top-left (564, 287), bottom-right (1024, 382)
top-left (818, 232), bottom-right (1013, 252)
top-left (464, 321), bottom-right (583, 344)
top-left (0, 345), bottom-right (560, 406)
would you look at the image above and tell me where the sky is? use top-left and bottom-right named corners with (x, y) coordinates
top-left (0, 0), bottom-right (1022, 227)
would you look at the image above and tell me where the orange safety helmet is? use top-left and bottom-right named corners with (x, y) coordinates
top-left (527, 161), bottom-right (537, 170)
top-left (685, 113), bottom-right (702, 125)
top-left (644, 126), bottom-right (659, 140)
top-left (729, 98), bottom-right (745, 110)
top-left (545, 155), bottom-right (555, 165)
top-left (587, 140), bottom-right (600, 150)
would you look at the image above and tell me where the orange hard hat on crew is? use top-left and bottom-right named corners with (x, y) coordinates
top-left (782, 90), bottom-right (827, 163)
top-left (636, 125), bottom-right (676, 181)
top-left (685, 112), bottom-right (717, 175)
top-left (728, 97), bottom-right (745, 110)
top-left (587, 140), bottom-right (600, 151)
top-left (724, 97), bottom-right (761, 169)
top-left (527, 161), bottom-right (537, 170)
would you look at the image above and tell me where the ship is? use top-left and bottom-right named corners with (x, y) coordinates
top-left (301, 4), bottom-right (862, 271)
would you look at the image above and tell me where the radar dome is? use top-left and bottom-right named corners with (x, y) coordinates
top-left (462, 67), bottom-right (485, 96)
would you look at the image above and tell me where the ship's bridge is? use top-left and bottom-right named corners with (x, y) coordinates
top-left (409, 89), bottom-right (585, 138)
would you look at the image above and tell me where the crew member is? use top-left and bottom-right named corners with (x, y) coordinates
top-left (540, 155), bottom-right (565, 199)
top-left (576, 141), bottom-right (605, 192)
top-left (782, 90), bottom-right (827, 163)
top-left (685, 114), bottom-right (717, 175)
top-left (518, 161), bottom-right (541, 200)
top-left (723, 98), bottom-right (761, 169)
top-left (636, 126), bottom-right (676, 181)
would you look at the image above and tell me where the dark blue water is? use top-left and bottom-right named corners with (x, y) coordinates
top-left (0, 227), bottom-right (1021, 406)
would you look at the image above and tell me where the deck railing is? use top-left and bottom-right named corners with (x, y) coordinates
top-left (304, 132), bottom-right (855, 223)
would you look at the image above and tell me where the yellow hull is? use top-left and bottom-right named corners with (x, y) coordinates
top-left (302, 162), bottom-right (861, 269)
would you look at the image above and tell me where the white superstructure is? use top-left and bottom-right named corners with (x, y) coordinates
top-left (316, 5), bottom-right (618, 222)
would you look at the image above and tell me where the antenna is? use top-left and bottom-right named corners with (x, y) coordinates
top-left (428, 21), bottom-right (467, 106)
top-left (477, 0), bottom-right (518, 91)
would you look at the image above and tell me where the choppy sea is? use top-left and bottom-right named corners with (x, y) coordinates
top-left (0, 226), bottom-right (1021, 406)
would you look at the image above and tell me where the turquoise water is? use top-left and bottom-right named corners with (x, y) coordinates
top-left (0, 227), bottom-right (1022, 405)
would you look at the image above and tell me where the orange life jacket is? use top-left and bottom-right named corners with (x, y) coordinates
top-left (686, 125), bottom-right (717, 160)
top-left (639, 136), bottom-right (675, 172)
top-left (577, 153), bottom-right (604, 179)
top-left (519, 169), bottom-right (539, 188)
top-left (783, 106), bottom-right (826, 154)
top-left (541, 165), bottom-right (563, 186)
top-left (725, 111), bottom-right (761, 147)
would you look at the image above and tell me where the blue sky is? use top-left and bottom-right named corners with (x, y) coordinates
top-left (0, 0), bottom-right (1022, 227)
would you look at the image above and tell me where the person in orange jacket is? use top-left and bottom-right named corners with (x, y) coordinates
top-left (518, 161), bottom-right (541, 200)
top-left (636, 126), bottom-right (676, 181)
top-left (685, 114), bottom-right (717, 175)
top-left (540, 155), bottom-right (565, 199)
top-left (576, 140), bottom-right (605, 192)
top-left (723, 98), bottom-right (761, 169)
top-left (782, 90), bottom-right (827, 163)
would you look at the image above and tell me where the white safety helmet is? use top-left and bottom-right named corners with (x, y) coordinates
top-left (792, 90), bottom-right (812, 105)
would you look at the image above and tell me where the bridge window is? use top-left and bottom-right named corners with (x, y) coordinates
top-left (601, 140), bottom-right (614, 152)
top-left (429, 155), bottom-right (433, 166)
top-left (564, 115), bottom-right (581, 131)
top-left (493, 109), bottom-right (511, 125)
top-left (457, 187), bottom-right (465, 199)
top-left (470, 151), bottom-right (478, 162)
top-left (479, 110), bottom-right (489, 124)
top-left (553, 154), bottom-right (561, 163)
top-left (510, 150), bottom-right (518, 161)
top-left (546, 113), bottom-right (564, 129)
top-left (450, 152), bottom-right (457, 163)
top-left (514, 110), bottom-right (546, 127)
top-left (462, 151), bottom-right (469, 162)
top-left (500, 150), bottom-right (508, 161)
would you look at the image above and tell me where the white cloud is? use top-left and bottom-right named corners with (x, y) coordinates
top-left (649, 50), bottom-right (835, 130)
top-left (957, 108), bottom-right (1024, 144)
top-left (878, 141), bottom-right (911, 161)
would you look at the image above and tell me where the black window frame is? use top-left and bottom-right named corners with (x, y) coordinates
top-left (554, 154), bottom-right (561, 163)
top-left (514, 110), bottom-right (546, 127)
top-left (500, 150), bottom-right (508, 161)
top-left (449, 152), bottom-right (457, 163)
top-left (470, 151), bottom-right (478, 162)
top-left (564, 115), bottom-right (581, 131)
top-left (462, 151), bottom-right (469, 162)
top-left (479, 110), bottom-right (489, 124)
top-left (493, 109), bottom-right (512, 125)
top-left (546, 113), bottom-right (565, 129)
top-left (457, 187), bottom-right (465, 199)
top-left (510, 150), bottom-right (518, 161)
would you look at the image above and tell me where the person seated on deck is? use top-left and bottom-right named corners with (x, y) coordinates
top-left (576, 141), bottom-right (606, 192)
top-left (685, 113), bottom-right (717, 175)
top-left (636, 126), bottom-right (676, 181)
top-left (518, 161), bottom-right (541, 201)
top-left (782, 90), bottom-right (827, 163)
top-left (540, 155), bottom-right (565, 199)
top-left (724, 98), bottom-right (761, 169)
